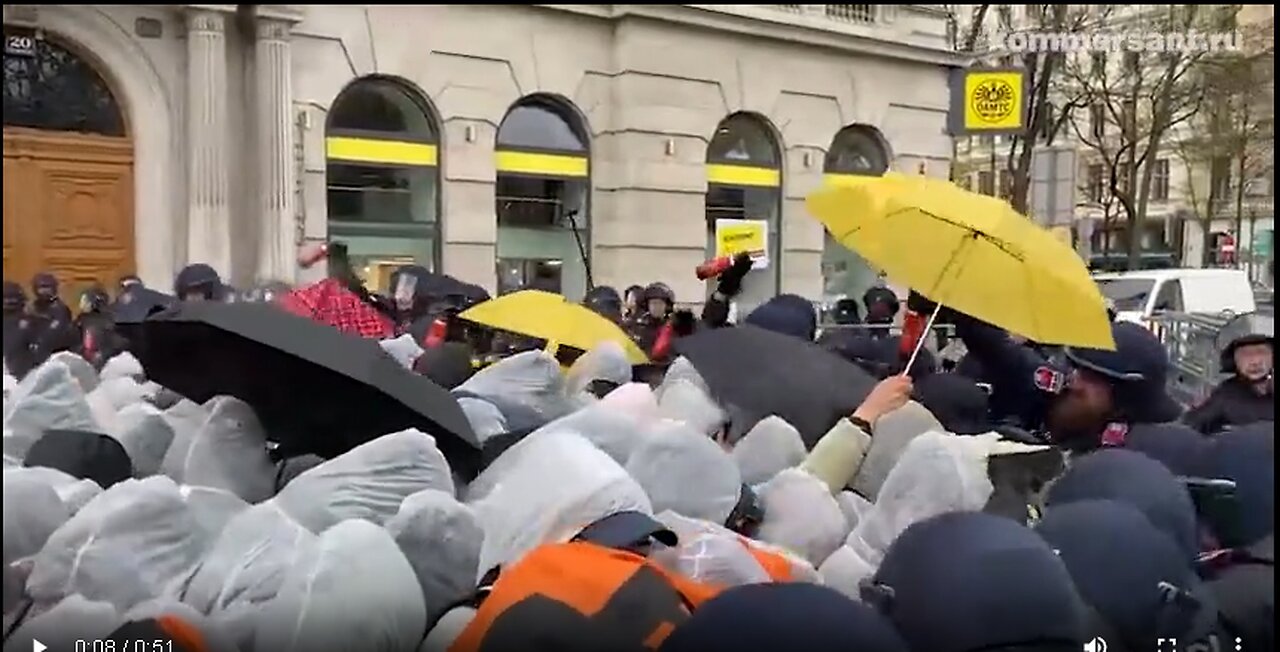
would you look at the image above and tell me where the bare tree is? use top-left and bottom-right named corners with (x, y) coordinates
top-left (1165, 8), bottom-right (1272, 268)
top-left (1000, 5), bottom-right (1092, 214)
top-left (948, 5), bottom-right (1088, 214)
top-left (1066, 5), bottom-right (1217, 269)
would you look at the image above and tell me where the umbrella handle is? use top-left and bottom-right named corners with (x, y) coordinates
top-left (902, 301), bottom-right (943, 376)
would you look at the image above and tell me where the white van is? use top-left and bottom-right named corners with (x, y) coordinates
top-left (1093, 268), bottom-right (1257, 323)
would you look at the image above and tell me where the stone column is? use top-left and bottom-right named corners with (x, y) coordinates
top-left (254, 16), bottom-right (297, 281)
top-left (185, 8), bottom-right (232, 276)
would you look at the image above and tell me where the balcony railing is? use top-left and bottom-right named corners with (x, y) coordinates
top-left (771, 4), bottom-right (895, 24)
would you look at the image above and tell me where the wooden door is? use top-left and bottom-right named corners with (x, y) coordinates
top-left (2, 127), bottom-right (135, 302)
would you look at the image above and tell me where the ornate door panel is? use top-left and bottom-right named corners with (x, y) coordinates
top-left (3, 28), bottom-right (134, 300)
top-left (3, 129), bottom-right (134, 298)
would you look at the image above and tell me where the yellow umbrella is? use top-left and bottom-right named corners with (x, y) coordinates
top-left (807, 176), bottom-right (1115, 350)
top-left (459, 290), bottom-right (649, 364)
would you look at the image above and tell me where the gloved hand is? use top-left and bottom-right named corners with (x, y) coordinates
top-left (906, 289), bottom-right (958, 324)
top-left (715, 253), bottom-right (755, 298)
top-left (671, 309), bottom-right (698, 337)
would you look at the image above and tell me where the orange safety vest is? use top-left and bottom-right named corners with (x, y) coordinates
top-left (737, 538), bottom-right (795, 582)
top-left (450, 541), bottom-right (720, 652)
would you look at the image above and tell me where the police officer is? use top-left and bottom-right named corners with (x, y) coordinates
top-left (26, 272), bottom-right (79, 362)
top-left (913, 291), bottom-right (1182, 452)
top-left (3, 281), bottom-right (39, 378)
top-left (1183, 313), bottom-right (1274, 434)
top-left (583, 286), bottom-right (625, 324)
top-left (173, 263), bottom-right (228, 302)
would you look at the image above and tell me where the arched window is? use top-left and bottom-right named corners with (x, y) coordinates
top-left (822, 125), bottom-right (891, 300)
top-left (494, 95), bottom-right (591, 299)
top-left (3, 31), bottom-right (125, 136)
top-left (325, 76), bottom-right (441, 291)
top-left (705, 113), bottom-right (782, 309)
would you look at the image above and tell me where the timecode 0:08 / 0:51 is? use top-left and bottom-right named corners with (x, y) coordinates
top-left (77, 641), bottom-right (175, 652)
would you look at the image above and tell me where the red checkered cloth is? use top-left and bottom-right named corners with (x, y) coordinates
top-left (276, 278), bottom-right (395, 339)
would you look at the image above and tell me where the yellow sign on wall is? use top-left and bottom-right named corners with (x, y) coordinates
top-left (714, 219), bottom-right (770, 269)
top-left (949, 68), bottom-right (1027, 135)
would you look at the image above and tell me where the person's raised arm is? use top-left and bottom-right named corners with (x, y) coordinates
top-left (801, 375), bottom-right (914, 494)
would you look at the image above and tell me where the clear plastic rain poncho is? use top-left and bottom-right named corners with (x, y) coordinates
top-left (181, 502), bottom-right (318, 616)
top-left (2, 369), bottom-right (17, 413)
top-left (467, 429), bottom-right (652, 580)
top-left (86, 376), bottom-right (155, 428)
top-left (3, 594), bottom-right (121, 652)
top-left (380, 334), bottom-right (426, 370)
top-left (457, 397), bottom-right (508, 444)
top-left (2, 466), bottom-right (102, 515)
top-left (124, 599), bottom-right (240, 652)
top-left (3, 470), bottom-right (70, 564)
top-left (836, 490), bottom-right (874, 534)
top-left (533, 397), bottom-right (655, 467)
top-left (660, 357), bottom-right (711, 396)
top-left (564, 341), bottom-right (632, 398)
top-left (179, 485), bottom-right (250, 541)
top-left (597, 382), bottom-right (661, 423)
top-left (849, 401), bottom-right (943, 500)
top-left (161, 396), bottom-right (276, 504)
top-left (99, 351), bottom-right (145, 382)
top-left (273, 428), bottom-right (456, 533)
top-left (46, 351), bottom-right (99, 394)
top-left (732, 416), bottom-right (808, 487)
top-left (656, 380), bottom-right (726, 437)
top-left (625, 422), bottom-right (741, 525)
top-left (385, 489), bottom-right (484, 628)
top-left (161, 398), bottom-right (208, 441)
top-left (453, 351), bottom-right (577, 433)
top-left (652, 511), bottom-right (771, 587)
top-left (819, 431), bottom-right (1049, 597)
top-left (754, 468), bottom-right (848, 567)
top-left (26, 476), bottom-right (208, 613)
top-left (3, 360), bottom-right (102, 460)
top-left (111, 403), bottom-right (175, 478)
top-left (252, 519), bottom-right (427, 652)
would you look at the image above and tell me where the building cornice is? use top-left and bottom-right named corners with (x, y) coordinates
top-left (534, 4), bottom-right (967, 68)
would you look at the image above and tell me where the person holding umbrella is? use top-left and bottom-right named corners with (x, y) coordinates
top-left (808, 173), bottom-right (1149, 453)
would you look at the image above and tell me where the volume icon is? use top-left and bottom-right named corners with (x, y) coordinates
top-left (1083, 638), bottom-right (1107, 652)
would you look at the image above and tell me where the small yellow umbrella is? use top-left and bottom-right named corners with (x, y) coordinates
top-left (807, 176), bottom-right (1115, 351)
top-left (459, 290), bottom-right (649, 364)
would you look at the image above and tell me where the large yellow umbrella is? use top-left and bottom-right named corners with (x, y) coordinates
top-left (807, 176), bottom-right (1115, 350)
top-left (459, 290), bottom-right (649, 364)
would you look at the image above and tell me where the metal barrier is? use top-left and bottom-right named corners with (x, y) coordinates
top-left (1148, 312), bottom-right (1234, 407)
top-left (816, 322), bottom-right (961, 360)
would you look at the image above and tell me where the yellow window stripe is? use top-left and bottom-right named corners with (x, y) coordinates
top-left (707, 163), bottom-right (780, 188)
top-left (495, 150), bottom-right (589, 178)
top-left (326, 137), bottom-right (438, 167)
top-left (824, 172), bottom-right (883, 188)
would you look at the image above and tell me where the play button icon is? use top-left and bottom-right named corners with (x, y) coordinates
top-left (33, 640), bottom-right (46, 652)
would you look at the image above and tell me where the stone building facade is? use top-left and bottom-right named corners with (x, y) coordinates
top-left (2, 4), bottom-right (959, 303)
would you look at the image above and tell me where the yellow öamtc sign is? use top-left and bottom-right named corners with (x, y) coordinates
top-left (949, 68), bottom-right (1026, 135)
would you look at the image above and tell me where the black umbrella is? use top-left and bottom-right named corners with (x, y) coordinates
top-left (674, 325), bottom-right (878, 448)
top-left (130, 301), bottom-right (481, 478)
top-left (112, 287), bottom-right (175, 324)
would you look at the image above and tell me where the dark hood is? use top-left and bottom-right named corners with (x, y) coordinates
top-left (744, 294), bottom-right (817, 341)
top-left (1195, 423), bottom-right (1274, 546)
top-left (24, 429), bottom-right (133, 489)
top-left (1037, 499), bottom-right (1221, 650)
top-left (867, 511), bottom-right (1087, 652)
top-left (1046, 448), bottom-right (1200, 562)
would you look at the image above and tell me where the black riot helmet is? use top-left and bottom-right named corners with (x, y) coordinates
top-left (1216, 312), bottom-right (1274, 375)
